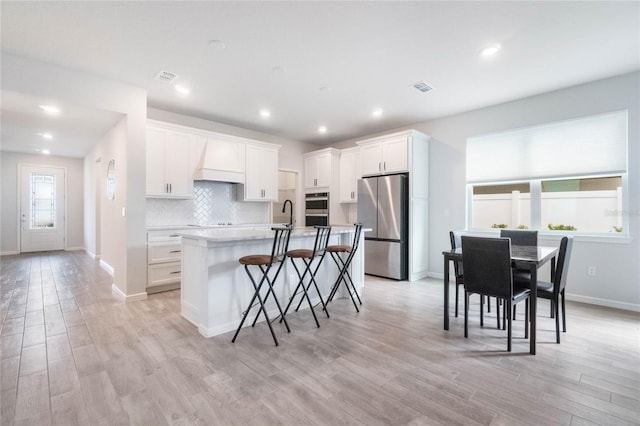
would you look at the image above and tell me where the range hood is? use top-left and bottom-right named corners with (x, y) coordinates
top-left (193, 140), bottom-right (245, 184)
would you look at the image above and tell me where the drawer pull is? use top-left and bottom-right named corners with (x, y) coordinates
top-left (169, 234), bottom-right (180, 238)
top-left (169, 250), bottom-right (182, 253)
top-left (169, 271), bottom-right (181, 275)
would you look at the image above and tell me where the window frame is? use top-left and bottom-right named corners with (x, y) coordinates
top-left (466, 172), bottom-right (630, 242)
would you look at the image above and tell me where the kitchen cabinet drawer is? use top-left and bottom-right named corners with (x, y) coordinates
top-left (148, 262), bottom-right (181, 287)
top-left (147, 230), bottom-right (182, 242)
top-left (148, 243), bottom-right (182, 264)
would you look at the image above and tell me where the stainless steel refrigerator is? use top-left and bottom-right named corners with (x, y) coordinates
top-left (357, 174), bottom-right (408, 280)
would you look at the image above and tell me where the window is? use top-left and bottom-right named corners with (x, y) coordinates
top-left (30, 173), bottom-right (56, 229)
top-left (466, 111), bottom-right (628, 236)
top-left (472, 183), bottom-right (530, 229)
top-left (541, 176), bottom-right (622, 233)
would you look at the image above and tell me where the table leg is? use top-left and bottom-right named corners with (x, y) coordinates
top-left (529, 264), bottom-right (537, 355)
top-left (444, 256), bottom-right (450, 330)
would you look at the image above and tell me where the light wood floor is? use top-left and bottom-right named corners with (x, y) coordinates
top-left (1, 251), bottom-right (639, 426)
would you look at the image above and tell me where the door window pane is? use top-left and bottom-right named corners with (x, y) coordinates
top-left (472, 183), bottom-right (531, 229)
top-left (541, 176), bottom-right (622, 233)
top-left (30, 173), bottom-right (56, 229)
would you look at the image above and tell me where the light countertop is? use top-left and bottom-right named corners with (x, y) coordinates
top-left (177, 225), bottom-right (363, 243)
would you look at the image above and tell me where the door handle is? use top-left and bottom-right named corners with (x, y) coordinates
top-left (379, 162), bottom-right (382, 171)
top-left (383, 162), bottom-right (386, 171)
top-left (169, 183), bottom-right (172, 193)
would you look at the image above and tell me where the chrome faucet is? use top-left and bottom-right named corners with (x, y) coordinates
top-left (282, 199), bottom-right (293, 225)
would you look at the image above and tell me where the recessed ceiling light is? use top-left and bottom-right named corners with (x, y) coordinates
top-left (260, 109), bottom-right (271, 118)
top-left (209, 40), bottom-right (227, 50)
top-left (372, 108), bottom-right (383, 117)
top-left (318, 126), bottom-right (327, 134)
top-left (38, 105), bottom-right (60, 114)
top-left (174, 85), bottom-right (191, 95)
top-left (480, 44), bottom-right (502, 57)
top-left (41, 149), bottom-right (50, 155)
top-left (37, 132), bottom-right (53, 139)
top-left (208, 39), bottom-right (226, 49)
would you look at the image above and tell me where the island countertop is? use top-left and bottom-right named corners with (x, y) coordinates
top-left (177, 225), bottom-right (363, 243)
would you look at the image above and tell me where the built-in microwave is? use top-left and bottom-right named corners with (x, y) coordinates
top-left (305, 192), bottom-right (329, 226)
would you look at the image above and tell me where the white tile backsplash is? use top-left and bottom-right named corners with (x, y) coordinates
top-left (146, 181), bottom-right (270, 226)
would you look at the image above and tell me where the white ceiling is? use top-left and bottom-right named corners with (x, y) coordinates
top-left (1, 1), bottom-right (639, 154)
top-left (0, 91), bottom-right (124, 158)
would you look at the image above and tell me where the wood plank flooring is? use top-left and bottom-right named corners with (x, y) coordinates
top-left (1, 250), bottom-right (638, 425)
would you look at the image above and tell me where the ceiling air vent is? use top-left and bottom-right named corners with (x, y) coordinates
top-left (155, 70), bottom-right (178, 83)
top-left (411, 81), bottom-right (434, 93)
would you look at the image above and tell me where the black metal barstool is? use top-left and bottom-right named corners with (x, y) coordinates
top-left (231, 226), bottom-right (292, 346)
top-left (281, 225), bottom-right (332, 327)
top-left (325, 223), bottom-right (364, 312)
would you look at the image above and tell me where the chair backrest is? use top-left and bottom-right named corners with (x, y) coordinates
top-left (449, 231), bottom-right (464, 278)
top-left (554, 236), bottom-right (573, 293)
top-left (461, 236), bottom-right (513, 300)
top-left (270, 225), bottom-right (292, 263)
top-left (500, 229), bottom-right (538, 246)
top-left (351, 223), bottom-right (364, 252)
top-left (311, 225), bottom-right (332, 257)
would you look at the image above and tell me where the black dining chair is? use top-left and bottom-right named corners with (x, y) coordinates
top-left (450, 231), bottom-right (500, 327)
top-left (461, 236), bottom-right (531, 352)
top-left (514, 235), bottom-right (573, 343)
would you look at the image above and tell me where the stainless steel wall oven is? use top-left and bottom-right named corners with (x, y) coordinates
top-left (305, 192), bottom-right (329, 226)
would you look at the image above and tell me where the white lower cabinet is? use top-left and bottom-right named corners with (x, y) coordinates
top-left (147, 230), bottom-right (182, 292)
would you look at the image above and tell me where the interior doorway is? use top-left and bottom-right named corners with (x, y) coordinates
top-left (19, 164), bottom-right (66, 252)
top-left (273, 170), bottom-right (298, 226)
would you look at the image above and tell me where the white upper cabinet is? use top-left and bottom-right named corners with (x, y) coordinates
top-left (304, 151), bottom-right (332, 189)
top-left (146, 125), bottom-right (193, 198)
top-left (339, 148), bottom-right (360, 203)
top-left (244, 144), bottom-right (278, 201)
top-left (358, 135), bottom-right (408, 176)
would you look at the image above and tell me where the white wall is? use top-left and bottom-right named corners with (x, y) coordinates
top-left (2, 53), bottom-right (148, 298)
top-left (84, 118), bottom-right (129, 285)
top-left (331, 71), bottom-right (640, 311)
top-left (0, 152), bottom-right (84, 254)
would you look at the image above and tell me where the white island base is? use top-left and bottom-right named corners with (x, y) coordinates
top-left (179, 226), bottom-right (365, 338)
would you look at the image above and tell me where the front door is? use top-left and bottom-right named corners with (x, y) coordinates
top-left (20, 165), bottom-right (65, 252)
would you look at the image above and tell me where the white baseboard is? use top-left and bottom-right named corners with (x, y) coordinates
top-left (0, 250), bottom-right (20, 256)
top-left (99, 260), bottom-right (114, 276)
top-left (65, 246), bottom-right (84, 251)
top-left (426, 271), bottom-right (445, 280)
top-left (84, 249), bottom-right (100, 260)
top-left (566, 293), bottom-right (640, 312)
top-left (111, 284), bottom-right (147, 303)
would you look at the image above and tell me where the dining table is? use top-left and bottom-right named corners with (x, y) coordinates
top-left (442, 243), bottom-right (558, 355)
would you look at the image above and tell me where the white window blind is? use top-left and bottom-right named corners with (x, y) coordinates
top-left (466, 110), bottom-right (628, 183)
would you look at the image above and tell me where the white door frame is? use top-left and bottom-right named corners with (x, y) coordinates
top-left (18, 163), bottom-right (68, 253)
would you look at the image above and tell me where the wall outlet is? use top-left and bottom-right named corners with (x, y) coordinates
top-left (587, 266), bottom-right (597, 277)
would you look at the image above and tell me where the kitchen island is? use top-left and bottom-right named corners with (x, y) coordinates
top-left (178, 225), bottom-right (365, 338)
